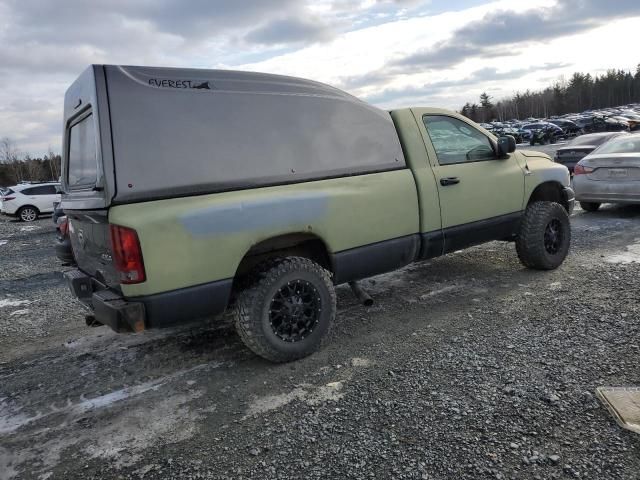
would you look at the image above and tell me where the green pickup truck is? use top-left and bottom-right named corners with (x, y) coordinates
top-left (62, 65), bottom-right (574, 362)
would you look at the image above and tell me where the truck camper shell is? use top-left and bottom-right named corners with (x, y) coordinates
top-left (62, 65), bottom-right (406, 207)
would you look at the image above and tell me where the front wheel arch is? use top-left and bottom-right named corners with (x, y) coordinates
top-left (527, 181), bottom-right (569, 213)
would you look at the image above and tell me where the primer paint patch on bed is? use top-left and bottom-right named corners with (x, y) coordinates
top-left (180, 192), bottom-right (328, 236)
top-left (606, 241), bottom-right (640, 264)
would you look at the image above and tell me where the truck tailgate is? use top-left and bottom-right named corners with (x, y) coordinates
top-left (66, 210), bottom-right (120, 290)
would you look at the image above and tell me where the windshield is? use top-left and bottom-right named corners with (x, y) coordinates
top-left (594, 136), bottom-right (640, 154)
top-left (68, 114), bottom-right (97, 188)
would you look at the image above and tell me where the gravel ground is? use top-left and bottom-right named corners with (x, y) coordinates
top-left (1, 163), bottom-right (639, 479)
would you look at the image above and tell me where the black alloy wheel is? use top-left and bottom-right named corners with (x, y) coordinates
top-left (269, 279), bottom-right (321, 343)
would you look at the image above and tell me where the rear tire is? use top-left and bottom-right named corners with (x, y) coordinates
top-left (18, 206), bottom-right (38, 222)
top-left (580, 201), bottom-right (601, 212)
top-left (516, 201), bottom-right (571, 270)
top-left (233, 256), bottom-right (336, 363)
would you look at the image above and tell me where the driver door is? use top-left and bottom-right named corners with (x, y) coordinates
top-left (417, 113), bottom-right (525, 251)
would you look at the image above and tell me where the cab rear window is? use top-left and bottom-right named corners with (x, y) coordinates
top-left (68, 114), bottom-right (97, 188)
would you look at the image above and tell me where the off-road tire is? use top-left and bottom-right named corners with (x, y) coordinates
top-left (233, 256), bottom-right (336, 363)
top-left (580, 201), bottom-right (601, 212)
top-left (18, 206), bottom-right (39, 222)
top-left (516, 201), bottom-right (571, 270)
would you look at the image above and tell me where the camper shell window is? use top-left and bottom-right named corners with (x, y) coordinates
top-left (68, 113), bottom-right (98, 189)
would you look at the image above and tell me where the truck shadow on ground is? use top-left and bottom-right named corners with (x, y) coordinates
top-left (121, 243), bottom-right (547, 368)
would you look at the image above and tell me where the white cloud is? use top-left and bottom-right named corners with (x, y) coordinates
top-left (0, 0), bottom-right (639, 155)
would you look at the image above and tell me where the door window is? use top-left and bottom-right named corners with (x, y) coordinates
top-left (21, 185), bottom-right (57, 195)
top-left (423, 115), bottom-right (496, 165)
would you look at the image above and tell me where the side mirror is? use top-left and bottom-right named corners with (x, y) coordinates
top-left (497, 135), bottom-right (516, 157)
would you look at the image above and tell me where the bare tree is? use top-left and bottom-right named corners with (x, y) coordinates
top-left (46, 147), bottom-right (59, 180)
top-left (0, 137), bottom-right (22, 183)
top-left (24, 153), bottom-right (42, 181)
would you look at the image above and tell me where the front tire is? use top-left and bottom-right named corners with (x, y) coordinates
top-left (516, 202), bottom-right (571, 270)
top-left (233, 256), bottom-right (336, 363)
top-left (18, 206), bottom-right (38, 222)
top-left (580, 201), bottom-right (601, 212)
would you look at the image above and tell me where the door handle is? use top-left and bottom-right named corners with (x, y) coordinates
top-left (440, 177), bottom-right (460, 186)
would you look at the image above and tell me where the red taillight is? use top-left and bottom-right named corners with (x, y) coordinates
top-left (59, 219), bottom-right (69, 236)
top-left (574, 164), bottom-right (594, 175)
top-left (109, 224), bottom-right (146, 284)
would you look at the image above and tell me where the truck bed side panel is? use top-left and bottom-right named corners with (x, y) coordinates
top-left (109, 169), bottom-right (420, 298)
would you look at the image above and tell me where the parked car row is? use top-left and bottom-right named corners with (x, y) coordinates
top-left (480, 103), bottom-right (640, 144)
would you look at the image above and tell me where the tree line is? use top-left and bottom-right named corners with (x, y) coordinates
top-left (460, 64), bottom-right (640, 123)
top-left (0, 137), bottom-right (61, 187)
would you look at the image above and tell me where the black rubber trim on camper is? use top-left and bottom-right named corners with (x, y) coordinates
top-left (130, 278), bottom-right (234, 329)
top-left (331, 234), bottom-right (420, 285)
top-left (442, 211), bottom-right (522, 254)
top-left (111, 165), bottom-right (408, 206)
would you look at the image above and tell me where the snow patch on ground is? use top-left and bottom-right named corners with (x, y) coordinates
top-left (0, 362), bottom-right (222, 477)
top-left (606, 241), bottom-right (640, 264)
top-left (420, 285), bottom-right (459, 299)
top-left (0, 240), bottom-right (8, 246)
top-left (0, 380), bottom-right (164, 435)
top-left (8, 309), bottom-right (30, 317)
top-left (82, 390), bottom-right (203, 469)
top-left (0, 299), bottom-right (30, 308)
top-left (0, 447), bottom-right (18, 480)
top-left (351, 357), bottom-right (371, 367)
top-left (75, 380), bottom-right (165, 412)
top-left (19, 226), bottom-right (39, 232)
top-left (244, 381), bottom-right (346, 419)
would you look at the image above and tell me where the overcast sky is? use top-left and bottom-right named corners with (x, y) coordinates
top-left (1, 0), bottom-right (639, 155)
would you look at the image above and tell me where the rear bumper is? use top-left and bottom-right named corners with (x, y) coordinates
top-left (64, 269), bottom-right (233, 333)
top-left (574, 177), bottom-right (640, 204)
top-left (1, 203), bottom-right (18, 215)
top-left (65, 270), bottom-right (146, 332)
